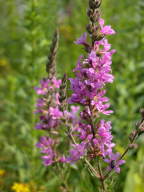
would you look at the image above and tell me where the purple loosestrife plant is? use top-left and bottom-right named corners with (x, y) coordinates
top-left (34, 31), bottom-right (81, 166)
top-left (64, 0), bottom-right (124, 174)
top-left (34, 0), bottom-right (144, 191)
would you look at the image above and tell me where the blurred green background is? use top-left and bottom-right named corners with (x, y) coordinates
top-left (0, 0), bottom-right (144, 191)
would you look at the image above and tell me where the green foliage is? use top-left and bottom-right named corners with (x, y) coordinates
top-left (0, 0), bottom-right (144, 191)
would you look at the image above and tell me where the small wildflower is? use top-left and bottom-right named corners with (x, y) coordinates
top-left (11, 183), bottom-right (30, 192)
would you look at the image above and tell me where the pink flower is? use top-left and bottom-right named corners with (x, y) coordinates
top-left (99, 18), bottom-right (116, 35)
top-left (51, 77), bottom-right (62, 89)
top-left (49, 107), bottom-right (63, 119)
top-left (34, 87), bottom-right (47, 95)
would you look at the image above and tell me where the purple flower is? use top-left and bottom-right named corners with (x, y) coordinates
top-left (36, 98), bottom-right (45, 107)
top-left (74, 32), bottom-right (87, 45)
top-left (36, 136), bottom-right (56, 166)
top-left (34, 76), bottom-right (63, 130)
top-left (49, 107), bottom-right (63, 119)
top-left (34, 87), bottom-right (47, 95)
top-left (66, 142), bottom-right (87, 163)
top-left (104, 153), bottom-right (125, 173)
top-left (34, 78), bottom-right (61, 96)
top-left (90, 120), bottom-right (115, 157)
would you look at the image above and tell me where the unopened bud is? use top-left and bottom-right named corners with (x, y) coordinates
top-left (128, 143), bottom-right (138, 149)
top-left (86, 24), bottom-right (94, 34)
top-left (87, 8), bottom-right (100, 23)
top-left (135, 121), bottom-right (140, 128)
top-left (89, 0), bottom-right (102, 9)
top-left (129, 130), bottom-right (136, 143)
top-left (92, 32), bottom-right (104, 41)
top-left (87, 8), bottom-right (93, 18)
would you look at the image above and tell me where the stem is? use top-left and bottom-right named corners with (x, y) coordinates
top-left (120, 130), bottom-right (138, 159)
top-left (88, 103), bottom-right (106, 190)
top-left (85, 158), bottom-right (100, 178)
top-left (97, 159), bottom-right (106, 192)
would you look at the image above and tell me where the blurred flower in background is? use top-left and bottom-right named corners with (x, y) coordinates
top-left (11, 183), bottom-right (30, 192)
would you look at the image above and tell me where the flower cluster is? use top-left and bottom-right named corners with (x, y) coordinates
top-left (34, 77), bottom-right (63, 165)
top-left (34, 77), bottom-right (62, 131)
top-left (66, 18), bottom-right (125, 171)
top-left (36, 136), bottom-right (57, 166)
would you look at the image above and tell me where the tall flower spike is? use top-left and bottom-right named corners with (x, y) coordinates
top-left (35, 29), bottom-right (63, 165)
top-left (68, 0), bottom-right (125, 180)
top-left (46, 29), bottom-right (59, 78)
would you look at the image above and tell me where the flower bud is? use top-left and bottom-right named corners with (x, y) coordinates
top-left (128, 143), bottom-right (138, 149)
top-left (92, 31), bottom-right (104, 41)
top-left (87, 8), bottom-right (100, 23)
top-left (135, 121), bottom-right (140, 128)
top-left (87, 8), bottom-right (93, 18)
top-left (86, 24), bottom-right (94, 34)
top-left (129, 130), bottom-right (136, 143)
top-left (89, 0), bottom-right (102, 9)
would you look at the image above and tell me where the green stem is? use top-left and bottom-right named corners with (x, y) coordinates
top-left (97, 159), bottom-right (106, 192)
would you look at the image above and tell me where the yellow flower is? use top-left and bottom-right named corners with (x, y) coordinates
top-left (0, 169), bottom-right (6, 176)
top-left (11, 183), bottom-right (31, 192)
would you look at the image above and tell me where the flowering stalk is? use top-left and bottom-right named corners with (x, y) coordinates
top-left (35, 0), bottom-right (122, 181)
top-left (34, 30), bottom-right (63, 166)
top-left (66, 0), bottom-right (123, 190)
top-left (34, 31), bottom-right (81, 166)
